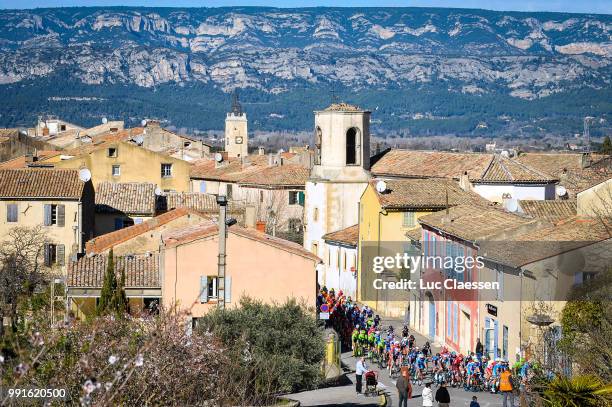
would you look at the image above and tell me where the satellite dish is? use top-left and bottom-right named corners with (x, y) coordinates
top-left (215, 152), bottom-right (223, 163)
top-left (154, 187), bottom-right (163, 196)
top-left (505, 198), bottom-right (519, 213)
top-left (78, 168), bottom-right (91, 182)
top-left (133, 134), bottom-right (144, 145)
top-left (141, 119), bottom-right (147, 127)
top-left (375, 180), bottom-right (387, 193)
top-left (101, 117), bottom-right (108, 124)
top-left (556, 185), bottom-right (567, 197)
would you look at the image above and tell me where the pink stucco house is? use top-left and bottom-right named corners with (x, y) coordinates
top-left (161, 221), bottom-right (321, 319)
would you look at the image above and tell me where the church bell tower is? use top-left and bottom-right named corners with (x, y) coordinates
top-left (224, 92), bottom-right (248, 158)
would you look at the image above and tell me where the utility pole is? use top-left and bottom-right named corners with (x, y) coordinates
top-left (216, 194), bottom-right (227, 310)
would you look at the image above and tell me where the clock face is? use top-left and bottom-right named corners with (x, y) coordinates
top-left (235, 136), bottom-right (243, 144)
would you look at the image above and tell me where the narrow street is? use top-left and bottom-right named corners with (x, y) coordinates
top-left (289, 318), bottom-right (509, 406)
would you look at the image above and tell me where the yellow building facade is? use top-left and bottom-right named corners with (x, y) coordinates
top-left (54, 141), bottom-right (192, 192)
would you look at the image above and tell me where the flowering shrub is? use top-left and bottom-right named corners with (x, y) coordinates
top-left (2, 312), bottom-right (229, 405)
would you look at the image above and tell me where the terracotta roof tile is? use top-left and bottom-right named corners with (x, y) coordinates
top-left (95, 182), bottom-right (157, 216)
top-left (519, 200), bottom-right (577, 221)
top-left (474, 156), bottom-right (557, 183)
top-left (239, 164), bottom-right (309, 188)
top-left (160, 192), bottom-right (242, 213)
top-left (418, 203), bottom-right (534, 242)
top-left (321, 103), bottom-right (365, 112)
top-left (371, 149), bottom-right (493, 180)
top-left (323, 225), bottom-right (359, 246)
top-left (0, 151), bottom-right (62, 169)
top-left (86, 207), bottom-right (208, 254)
top-left (372, 178), bottom-right (485, 209)
top-left (0, 168), bottom-right (85, 199)
top-left (189, 155), bottom-right (269, 182)
top-left (67, 253), bottom-right (160, 288)
top-left (163, 222), bottom-right (321, 262)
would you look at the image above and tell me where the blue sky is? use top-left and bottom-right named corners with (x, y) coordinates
top-left (1, 0), bottom-right (610, 14)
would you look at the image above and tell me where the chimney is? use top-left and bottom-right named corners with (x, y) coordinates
top-left (25, 152), bottom-right (34, 164)
top-left (256, 221), bottom-right (266, 233)
top-left (459, 171), bottom-right (471, 191)
top-left (581, 153), bottom-right (591, 169)
top-left (268, 153), bottom-right (276, 167)
top-left (258, 146), bottom-right (265, 156)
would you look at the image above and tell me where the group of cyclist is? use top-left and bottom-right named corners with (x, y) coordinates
top-left (317, 286), bottom-right (530, 395)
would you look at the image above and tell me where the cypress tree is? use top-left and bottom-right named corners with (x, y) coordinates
top-left (97, 248), bottom-right (117, 315)
top-left (113, 267), bottom-right (128, 317)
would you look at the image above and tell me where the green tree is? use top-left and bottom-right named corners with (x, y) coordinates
top-left (601, 136), bottom-right (612, 155)
top-left (112, 267), bottom-right (128, 317)
top-left (559, 271), bottom-right (612, 382)
top-left (97, 249), bottom-right (117, 316)
top-left (197, 297), bottom-right (324, 404)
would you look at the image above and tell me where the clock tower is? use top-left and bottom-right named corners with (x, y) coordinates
top-left (224, 92), bottom-right (248, 158)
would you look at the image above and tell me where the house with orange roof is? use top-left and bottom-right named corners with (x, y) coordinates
top-left (190, 151), bottom-right (308, 240)
top-left (53, 137), bottom-right (192, 192)
top-left (161, 221), bottom-right (321, 323)
top-left (0, 168), bottom-right (94, 274)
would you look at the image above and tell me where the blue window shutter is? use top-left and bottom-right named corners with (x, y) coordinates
top-left (57, 204), bottom-right (65, 227)
top-left (200, 182), bottom-right (206, 193)
top-left (201, 276), bottom-right (208, 303)
top-left (44, 204), bottom-right (52, 226)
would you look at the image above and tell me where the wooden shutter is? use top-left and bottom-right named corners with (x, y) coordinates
top-left (43, 204), bottom-right (52, 226)
top-left (44, 243), bottom-right (50, 266)
top-left (224, 276), bottom-right (231, 304)
top-left (200, 276), bottom-right (208, 303)
top-left (7, 204), bottom-right (17, 222)
top-left (56, 244), bottom-right (65, 266)
top-left (57, 205), bottom-right (65, 227)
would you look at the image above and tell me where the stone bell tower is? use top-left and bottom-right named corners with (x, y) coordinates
top-left (304, 102), bottom-right (372, 266)
top-left (224, 92), bottom-right (248, 158)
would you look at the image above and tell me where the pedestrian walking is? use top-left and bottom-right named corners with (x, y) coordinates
top-left (434, 382), bottom-right (451, 407)
top-left (470, 395), bottom-right (481, 407)
top-left (475, 338), bottom-right (483, 359)
top-left (396, 372), bottom-right (410, 407)
top-left (421, 382), bottom-right (434, 407)
top-left (355, 357), bottom-right (367, 394)
top-left (500, 365), bottom-right (516, 407)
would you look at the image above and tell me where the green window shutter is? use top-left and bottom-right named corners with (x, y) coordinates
top-left (298, 191), bottom-right (305, 206)
top-left (56, 244), bottom-right (65, 266)
top-left (44, 204), bottom-right (52, 226)
top-left (57, 204), bottom-right (65, 227)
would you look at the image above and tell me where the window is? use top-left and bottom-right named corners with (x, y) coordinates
top-left (112, 165), bottom-right (120, 177)
top-left (199, 182), bottom-right (207, 193)
top-left (60, 124), bottom-right (66, 131)
top-left (314, 127), bottom-right (322, 165)
top-left (6, 203), bottom-right (18, 222)
top-left (114, 217), bottom-right (134, 231)
top-left (288, 191), bottom-right (299, 205)
top-left (107, 147), bottom-right (117, 157)
top-left (337, 249), bottom-right (341, 270)
top-left (44, 243), bottom-right (65, 267)
top-left (313, 207), bottom-right (319, 222)
top-left (402, 212), bottom-right (416, 227)
top-left (226, 184), bottom-right (233, 199)
top-left (260, 190), bottom-right (264, 203)
top-left (502, 325), bottom-right (509, 360)
top-left (200, 276), bottom-right (218, 303)
top-left (343, 252), bottom-right (347, 272)
top-left (183, 141), bottom-right (191, 148)
top-left (346, 128), bottom-right (357, 165)
top-left (161, 163), bottom-right (172, 178)
top-left (44, 204), bottom-right (65, 227)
